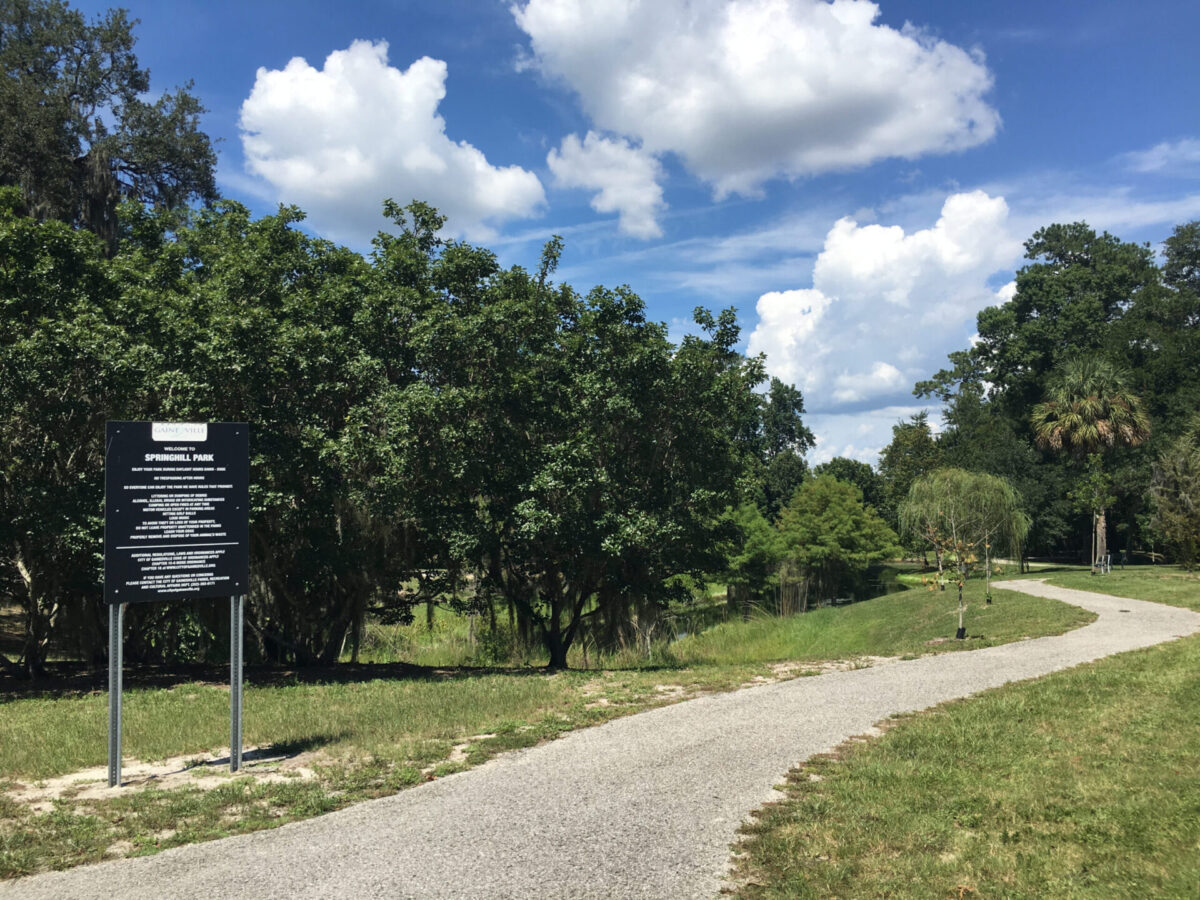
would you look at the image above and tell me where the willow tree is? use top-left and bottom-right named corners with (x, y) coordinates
top-left (1031, 357), bottom-right (1150, 571)
top-left (970, 474), bottom-right (1031, 603)
top-left (900, 468), bottom-right (1028, 639)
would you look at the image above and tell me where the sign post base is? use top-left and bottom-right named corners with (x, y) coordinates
top-left (231, 595), bottom-right (244, 772)
top-left (107, 603), bottom-right (125, 788)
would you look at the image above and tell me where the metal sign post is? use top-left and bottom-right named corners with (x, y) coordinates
top-left (230, 594), bottom-right (244, 772)
top-left (104, 421), bottom-right (249, 787)
top-left (107, 602), bottom-right (125, 788)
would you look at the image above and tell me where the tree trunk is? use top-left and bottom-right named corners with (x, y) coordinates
top-left (1095, 507), bottom-right (1108, 572)
top-left (727, 583), bottom-right (751, 621)
top-left (543, 587), bottom-right (570, 670)
top-left (1090, 511), bottom-right (1097, 571)
top-left (545, 629), bottom-right (569, 669)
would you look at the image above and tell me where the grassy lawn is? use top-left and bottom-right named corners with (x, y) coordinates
top-left (0, 576), bottom-right (1091, 879)
top-left (672, 576), bottom-right (1089, 665)
top-left (1037, 564), bottom-right (1200, 612)
top-left (732, 566), bottom-right (1200, 899)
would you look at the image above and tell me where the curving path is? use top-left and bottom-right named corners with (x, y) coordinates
top-left (4, 580), bottom-right (1198, 900)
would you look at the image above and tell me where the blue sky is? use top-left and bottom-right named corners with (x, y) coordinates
top-left (75, 0), bottom-right (1200, 462)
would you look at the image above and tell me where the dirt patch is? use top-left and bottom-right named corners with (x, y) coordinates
top-left (104, 840), bottom-right (134, 859)
top-left (420, 733), bottom-right (499, 776)
top-left (579, 678), bottom-right (609, 696)
top-left (5, 745), bottom-right (325, 814)
top-left (747, 656), bottom-right (899, 688)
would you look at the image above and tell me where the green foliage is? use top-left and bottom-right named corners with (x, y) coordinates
top-left (899, 468), bottom-right (1029, 629)
top-left (0, 195), bottom-right (139, 675)
top-left (917, 223), bottom-right (1159, 416)
top-left (1, 186), bottom-right (772, 673)
top-left (373, 223), bottom-right (766, 667)
top-left (1031, 357), bottom-right (1151, 459)
top-left (938, 384), bottom-right (1070, 557)
top-left (0, 0), bottom-right (217, 248)
top-left (760, 449), bottom-right (807, 520)
top-left (1151, 421), bottom-right (1200, 569)
top-left (777, 475), bottom-right (899, 603)
top-left (917, 219), bottom-right (1200, 563)
top-left (1163, 220), bottom-right (1200, 297)
top-left (751, 378), bottom-right (816, 518)
top-left (1068, 454), bottom-right (1115, 517)
top-left (812, 456), bottom-right (885, 512)
top-left (114, 201), bottom-right (415, 665)
top-left (724, 503), bottom-right (782, 600)
top-left (760, 377), bottom-right (815, 459)
top-left (1032, 357), bottom-right (1150, 568)
top-left (877, 412), bottom-right (942, 530)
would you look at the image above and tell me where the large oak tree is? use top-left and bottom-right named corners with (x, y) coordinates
top-left (0, 0), bottom-right (216, 250)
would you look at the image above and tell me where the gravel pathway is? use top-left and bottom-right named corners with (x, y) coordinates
top-left (5, 580), bottom-right (1198, 900)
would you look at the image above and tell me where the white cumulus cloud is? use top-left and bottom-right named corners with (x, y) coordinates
top-left (833, 362), bottom-right (905, 403)
top-left (813, 190), bottom-right (1018, 323)
top-left (746, 288), bottom-right (832, 390)
top-left (513, 0), bottom-right (999, 197)
top-left (240, 40), bottom-right (545, 244)
top-left (747, 190), bottom-right (1020, 454)
top-left (547, 132), bottom-right (666, 238)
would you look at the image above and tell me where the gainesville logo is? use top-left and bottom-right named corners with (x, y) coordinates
top-left (152, 422), bottom-right (208, 442)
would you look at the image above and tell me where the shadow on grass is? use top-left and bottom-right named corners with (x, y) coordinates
top-left (0, 657), bottom-right (697, 702)
top-left (186, 733), bottom-right (350, 772)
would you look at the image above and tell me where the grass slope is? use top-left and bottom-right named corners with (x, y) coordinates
top-left (732, 566), bottom-right (1200, 899)
top-left (672, 578), bottom-right (1089, 666)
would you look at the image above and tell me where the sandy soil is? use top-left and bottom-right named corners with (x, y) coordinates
top-left (5, 746), bottom-right (321, 814)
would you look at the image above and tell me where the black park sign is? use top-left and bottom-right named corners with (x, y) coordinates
top-left (103, 421), bottom-right (250, 785)
top-left (104, 421), bottom-right (249, 603)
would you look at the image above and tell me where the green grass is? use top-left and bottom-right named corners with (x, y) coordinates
top-left (1037, 564), bottom-right (1200, 611)
top-left (732, 567), bottom-right (1200, 899)
top-left (0, 573), bottom-right (1094, 879)
top-left (672, 577), bottom-right (1091, 665)
top-left (350, 590), bottom-right (733, 669)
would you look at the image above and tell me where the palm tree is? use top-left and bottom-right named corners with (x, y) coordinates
top-left (1031, 357), bottom-right (1151, 570)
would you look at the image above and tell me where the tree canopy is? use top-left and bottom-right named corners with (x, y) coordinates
top-left (1031, 357), bottom-right (1150, 568)
top-left (1031, 358), bottom-right (1151, 458)
top-left (0, 192), bottom-right (776, 673)
top-left (777, 475), bottom-right (898, 604)
top-left (0, 0), bottom-right (217, 249)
